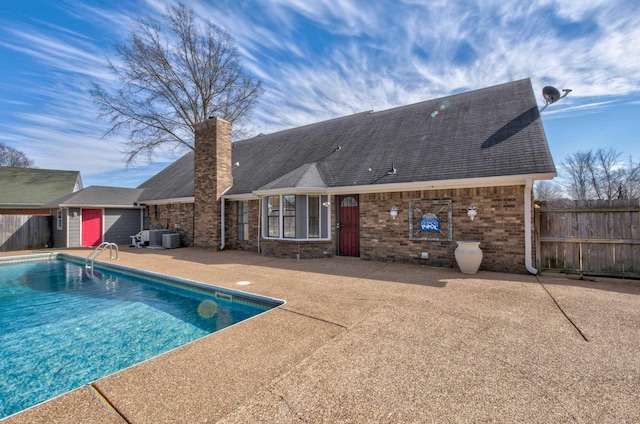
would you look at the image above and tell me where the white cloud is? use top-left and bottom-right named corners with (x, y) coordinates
top-left (542, 100), bottom-right (616, 118)
top-left (2, 0), bottom-right (639, 186)
top-left (0, 26), bottom-right (111, 81)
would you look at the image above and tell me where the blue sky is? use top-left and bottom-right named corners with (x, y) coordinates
top-left (1, 0), bottom-right (639, 188)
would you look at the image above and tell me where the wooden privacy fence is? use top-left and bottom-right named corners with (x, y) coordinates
top-left (536, 199), bottom-right (640, 278)
top-left (0, 214), bottom-right (51, 252)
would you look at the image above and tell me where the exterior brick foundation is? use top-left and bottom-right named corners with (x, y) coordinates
top-left (260, 239), bottom-right (335, 259)
top-left (146, 203), bottom-right (195, 247)
top-left (358, 186), bottom-right (528, 273)
top-left (218, 185), bottom-right (530, 273)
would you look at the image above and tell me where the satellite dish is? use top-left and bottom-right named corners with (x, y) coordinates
top-left (542, 86), bottom-right (561, 104)
top-left (539, 85), bottom-right (572, 112)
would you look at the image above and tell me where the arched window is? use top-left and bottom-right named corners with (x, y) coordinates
top-left (341, 196), bottom-right (358, 207)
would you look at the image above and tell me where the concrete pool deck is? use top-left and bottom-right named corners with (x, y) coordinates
top-left (2, 247), bottom-right (639, 423)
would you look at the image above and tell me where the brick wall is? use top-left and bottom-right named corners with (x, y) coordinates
top-left (193, 117), bottom-right (232, 249)
top-left (221, 185), bottom-right (528, 272)
top-left (359, 185), bottom-right (528, 273)
top-left (260, 239), bottom-right (335, 259)
top-left (146, 203), bottom-right (195, 247)
top-left (225, 199), bottom-right (260, 252)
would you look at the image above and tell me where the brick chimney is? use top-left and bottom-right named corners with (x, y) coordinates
top-left (193, 117), bottom-right (232, 248)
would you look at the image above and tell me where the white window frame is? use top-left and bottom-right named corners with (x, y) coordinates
top-left (237, 200), bottom-right (249, 241)
top-left (262, 194), bottom-right (330, 241)
top-left (282, 195), bottom-right (296, 238)
top-left (56, 209), bottom-right (63, 230)
top-left (308, 195), bottom-right (320, 238)
top-left (267, 196), bottom-right (280, 237)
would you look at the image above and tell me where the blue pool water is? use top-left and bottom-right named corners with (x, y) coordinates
top-left (0, 254), bottom-right (282, 419)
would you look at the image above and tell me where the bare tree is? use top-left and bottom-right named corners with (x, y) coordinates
top-left (0, 142), bottom-right (35, 167)
top-left (615, 155), bottom-right (640, 199)
top-left (534, 180), bottom-right (564, 201)
top-left (91, 3), bottom-right (263, 165)
top-left (560, 148), bottom-right (640, 200)
top-left (587, 147), bottom-right (621, 200)
top-left (562, 151), bottom-right (594, 200)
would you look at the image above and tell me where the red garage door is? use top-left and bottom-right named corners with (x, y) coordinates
top-left (82, 209), bottom-right (102, 247)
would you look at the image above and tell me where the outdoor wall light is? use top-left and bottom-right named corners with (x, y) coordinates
top-left (390, 206), bottom-right (399, 220)
top-left (322, 201), bottom-right (331, 208)
top-left (467, 205), bottom-right (478, 221)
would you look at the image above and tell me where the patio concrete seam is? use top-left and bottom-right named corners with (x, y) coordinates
top-left (536, 276), bottom-right (590, 342)
top-left (266, 389), bottom-right (308, 423)
top-left (279, 306), bottom-right (348, 329)
top-left (86, 384), bottom-right (130, 424)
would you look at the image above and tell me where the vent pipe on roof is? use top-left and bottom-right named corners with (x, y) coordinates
top-left (387, 162), bottom-right (397, 175)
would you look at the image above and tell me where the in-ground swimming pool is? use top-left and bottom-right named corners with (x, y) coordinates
top-left (0, 253), bottom-right (284, 419)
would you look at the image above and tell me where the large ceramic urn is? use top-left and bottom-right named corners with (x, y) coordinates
top-left (454, 241), bottom-right (483, 274)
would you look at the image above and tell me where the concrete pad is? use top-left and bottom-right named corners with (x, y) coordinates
top-left (2, 385), bottom-right (125, 424)
top-left (94, 308), bottom-right (343, 423)
top-left (2, 248), bottom-right (639, 422)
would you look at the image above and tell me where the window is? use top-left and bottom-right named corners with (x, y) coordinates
top-left (283, 195), bottom-right (296, 238)
top-left (154, 205), bottom-right (160, 220)
top-left (263, 194), bottom-right (329, 240)
top-left (56, 209), bottom-right (63, 230)
top-left (237, 201), bottom-right (249, 241)
top-left (308, 196), bottom-right (320, 238)
top-left (267, 196), bottom-right (280, 237)
top-left (341, 196), bottom-right (358, 207)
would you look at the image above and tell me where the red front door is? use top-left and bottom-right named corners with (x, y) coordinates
top-left (82, 209), bottom-right (102, 247)
top-left (338, 195), bottom-right (359, 256)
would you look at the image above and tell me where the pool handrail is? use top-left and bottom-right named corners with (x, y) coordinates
top-left (85, 242), bottom-right (119, 269)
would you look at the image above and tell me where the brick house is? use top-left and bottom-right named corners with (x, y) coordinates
top-left (136, 78), bottom-right (556, 273)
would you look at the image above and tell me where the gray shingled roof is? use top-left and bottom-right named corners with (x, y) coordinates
top-left (0, 167), bottom-right (81, 207)
top-left (138, 78), bottom-right (555, 201)
top-left (46, 186), bottom-right (145, 208)
top-left (137, 152), bottom-right (194, 202)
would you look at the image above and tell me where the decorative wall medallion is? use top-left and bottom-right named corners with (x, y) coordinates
top-left (409, 200), bottom-right (452, 241)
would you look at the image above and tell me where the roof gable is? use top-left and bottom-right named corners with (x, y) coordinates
top-left (259, 162), bottom-right (326, 192)
top-left (0, 167), bottom-right (81, 207)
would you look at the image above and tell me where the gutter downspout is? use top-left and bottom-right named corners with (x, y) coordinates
top-left (219, 185), bottom-right (234, 250)
top-left (524, 178), bottom-right (538, 275)
top-left (220, 195), bottom-right (226, 250)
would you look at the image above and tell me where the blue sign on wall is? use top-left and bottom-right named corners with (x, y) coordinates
top-left (420, 216), bottom-right (440, 232)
